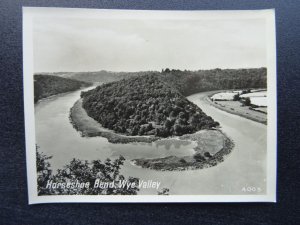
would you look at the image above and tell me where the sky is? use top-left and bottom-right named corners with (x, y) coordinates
top-left (33, 15), bottom-right (267, 72)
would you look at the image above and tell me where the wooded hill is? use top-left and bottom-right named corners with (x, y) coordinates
top-left (35, 67), bottom-right (266, 137)
top-left (42, 68), bottom-right (266, 96)
top-left (81, 74), bottom-right (219, 138)
top-left (47, 70), bottom-right (153, 83)
top-left (34, 75), bottom-right (91, 103)
top-left (159, 67), bottom-right (267, 96)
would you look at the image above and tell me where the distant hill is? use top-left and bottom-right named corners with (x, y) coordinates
top-left (38, 68), bottom-right (266, 95)
top-left (42, 71), bottom-right (156, 83)
top-left (80, 67), bottom-right (266, 138)
top-left (35, 67), bottom-right (266, 137)
top-left (34, 75), bottom-right (91, 103)
top-left (81, 74), bottom-right (219, 138)
top-left (159, 67), bottom-right (267, 96)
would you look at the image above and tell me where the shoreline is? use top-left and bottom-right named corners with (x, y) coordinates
top-left (204, 91), bottom-right (267, 125)
top-left (35, 91), bottom-right (74, 105)
top-left (132, 129), bottom-right (234, 171)
top-left (69, 97), bottom-right (234, 171)
top-left (69, 99), bottom-right (159, 143)
top-left (35, 85), bottom-right (92, 105)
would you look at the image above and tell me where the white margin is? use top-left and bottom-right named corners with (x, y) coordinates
top-left (22, 7), bottom-right (277, 204)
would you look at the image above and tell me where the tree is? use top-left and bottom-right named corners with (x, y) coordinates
top-left (204, 152), bottom-right (212, 158)
top-left (174, 124), bottom-right (182, 136)
top-left (131, 125), bottom-right (139, 135)
top-left (193, 153), bottom-right (206, 162)
top-left (176, 118), bottom-right (186, 126)
top-left (138, 126), bottom-right (146, 135)
top-left (164, 119), bottom-right (173, 130)
top-left (169, 110), bottom-right (177, 118)
top-left (81, 73), bottom-right (220, 138)
top-left (36, 147), bottom-right (140, 196)
top-left (145, 123), bottom-right (153, 132)
top-left (178, 112), bottom-right (187, 119)
top-left (233, 94), bottom-right (240, 101)
top-left (164, 68), bottom-right (170, 73)
top-left (36, 146), bottom-right (53, 195)
top-left (244, 97), bottom-right (251, 106)
top-left (155, 127), bottom-right (170, 138)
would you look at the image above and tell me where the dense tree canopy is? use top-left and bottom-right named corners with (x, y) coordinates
top-left (81, 74), bottom-right (219, 137)
top-left (37, 147), bottom-right (139, 195)
top-left (35, 68), bottom-right (266, 137)
top-left (34, 75), bottom-right (91, 103)
top-left (160, 68), bottom-right (267, 96)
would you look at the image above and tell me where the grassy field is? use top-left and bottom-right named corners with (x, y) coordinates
top-left (207, 96), bottom-right (267, 125)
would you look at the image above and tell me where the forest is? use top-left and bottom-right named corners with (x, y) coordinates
top-left (159, 67), bottom-right (267, 96)
top-left (35, 68), bottom-right (266, 137)
top-left (47, 70), bottom-right (153, 83)
top-left (34, 74), bottom-right (91, 103)
top-left (81, 74), bottom-right (219, 138)
top-left (44, 68), bottom-right (266, 93)
top-left (36, 147), bottom-right (139, 195)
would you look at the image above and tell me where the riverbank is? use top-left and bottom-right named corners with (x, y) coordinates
top-left (36, 88), bottom-right (266, 194)
top-left (205, 91), bottom-right (267, 125)
top-left (35, 89), bottom-right (83, 105)
top-left (70, 98), bottom-right (234, 171)
top-left (132, 129), bottom-right (234, 171)
top-left (69, 99), bottom-right (159, 143)
top-left (34, 74), bottom-right (91, 103)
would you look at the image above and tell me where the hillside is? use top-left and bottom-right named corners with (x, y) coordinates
top-left (46, 71), bottom-right (154, 83)
top-left (34, 75), bottom-right (91, 103)
top-left (81, 75), bottom-right (219, 138)
top-left (40, 68), bottom-right (266, 95)
top-left (159, 68), bottom-right (267, 96)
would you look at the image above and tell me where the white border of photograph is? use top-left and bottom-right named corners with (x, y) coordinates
top-left (23, 7), bottom-right (277, 204)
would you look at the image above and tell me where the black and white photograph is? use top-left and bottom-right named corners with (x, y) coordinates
top-left (23, 7), bottom-right (277, 203)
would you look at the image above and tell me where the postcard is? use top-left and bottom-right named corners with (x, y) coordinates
top-left (23, 7), bottom-right (277, 203)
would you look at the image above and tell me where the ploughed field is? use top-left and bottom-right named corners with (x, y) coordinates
top-left (81, 74), bottom-right (219, 138)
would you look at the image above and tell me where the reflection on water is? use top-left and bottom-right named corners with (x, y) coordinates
top-left (109, 140), bottom-right (195, 159)
top-left (155, 139), bottom-right (190, 150)
top-left (35, 89), bottom-right (267, 195)
top-left (35, 88), bottom-right (195, 173)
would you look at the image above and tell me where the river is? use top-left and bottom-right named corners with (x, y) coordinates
top-left (35, 89), bottom-right (266, 195)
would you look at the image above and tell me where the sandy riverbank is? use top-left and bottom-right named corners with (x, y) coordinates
top-left (70, 98), bottom-right (234, 171)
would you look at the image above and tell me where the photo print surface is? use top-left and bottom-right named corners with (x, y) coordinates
top-left (23, 8), bottom-right (277, 203)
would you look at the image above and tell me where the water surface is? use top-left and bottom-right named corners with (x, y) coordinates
top-left (35, 89), bottom-right (266, 195)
